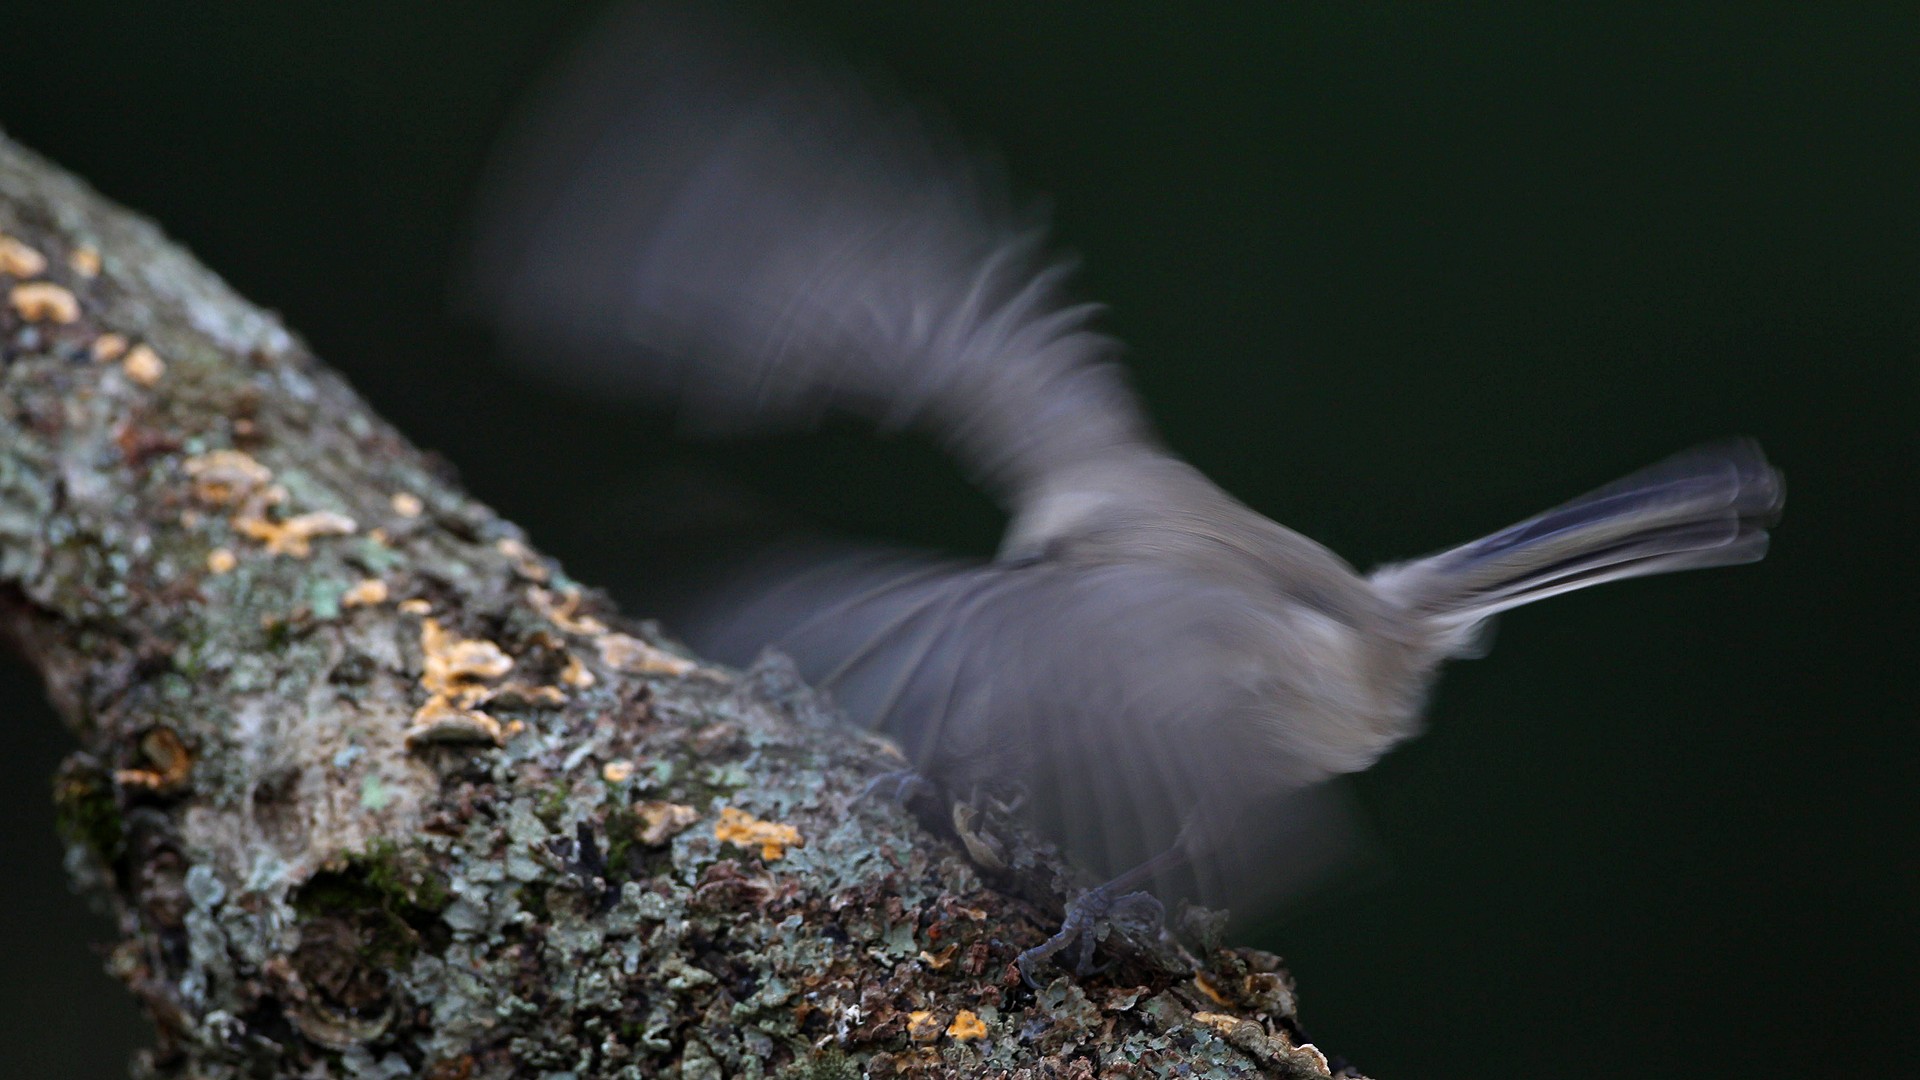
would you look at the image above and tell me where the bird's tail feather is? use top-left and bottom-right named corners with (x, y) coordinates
top-left (1370, 440), bottom-right (1784, 645)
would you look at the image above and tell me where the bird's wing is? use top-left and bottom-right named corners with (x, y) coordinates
top-left (465, 4), bottom-right (1158, 508)
top-left (689, 541), bottom-right (1361, 914)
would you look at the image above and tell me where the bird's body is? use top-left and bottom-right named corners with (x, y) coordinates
top-left (471, 4), bottom-right (1783, 973)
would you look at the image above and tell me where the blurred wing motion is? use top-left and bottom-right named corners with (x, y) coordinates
top-left (468, 5), bottom-right (1364, 913)
top-left (690, 540), bottom-right (1364, 906)
top-left (1372, 439), bottom-right (1786, 651)
top-left (466, 3), bottom-right (1156, 505)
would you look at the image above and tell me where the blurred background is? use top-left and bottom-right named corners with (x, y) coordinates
top-left (1, 3), bottom-right (1913, 1077)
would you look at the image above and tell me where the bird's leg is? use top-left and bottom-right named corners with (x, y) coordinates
top-left (1016, 842), bottom-right (1189, 987)
top-left (858, 767), bottom-right (935, 805)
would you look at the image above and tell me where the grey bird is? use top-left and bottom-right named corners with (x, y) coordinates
top-left (467, 6), bottom-right (1785, 983)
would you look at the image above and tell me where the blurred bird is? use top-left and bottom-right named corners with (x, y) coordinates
top-left (467, 4), bottom-right (1785, 983)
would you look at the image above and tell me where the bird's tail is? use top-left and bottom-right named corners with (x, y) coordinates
top-left (1369, 440), bottom-right (1785, 650)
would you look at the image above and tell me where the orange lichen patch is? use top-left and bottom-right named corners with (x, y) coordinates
top-left (123, 343), bottom-right (165, 386)
top-left (946, 1010), bottom-right (988, 1041)
top-left (635, 801), bottom-right (700, 845)
top-left (183, 450), bottom-right (274, 507)
top-left (388, 491), bottom-right (424, 518)
top-left (10, 281), bottom-right (79, 323)
top-left (598, 632), bottom-right (694, 677)
top-left (419, 618), bottom-right (513, 708)
top-left (907, 1011), bottom-right (942, 1044)
top-left (496, 537), bottom-right (549, 582)
top-left (714, 806), bottom-right (804, 861)
top-left (404, 697), bottom-right (505, 747)
top-left (90, 333), bottom-right (129, 361)
top-left (410, 617), bottom-right (568, 728)
top-left (206, 547), bottom-right (238, 575)
top-left (0, 234), bottom-right (48, 278)
top-left (600, 759), bottom-right (635, 784)
top-left (234, 510), bottom-right (357, 557)
top-left (397, 598), bottom-right (432, 616)
top-left (1193, 971), bottom-right (1234, 1008)
top-left (68, 245), bottom-right (102, 278)
top-left (114, 728), bottom-right (193, 794)
top-left (341, 578), bottom-right (389, 608)
top-left (528, 585), bottom-right (607, 635)
top-left (559, 653), bottom-right (595, 689)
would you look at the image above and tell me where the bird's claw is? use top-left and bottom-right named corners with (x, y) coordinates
top-left (859, 768), bottom-right (934, 805)
top-left (1016, 883), bottom-right (1167, 987)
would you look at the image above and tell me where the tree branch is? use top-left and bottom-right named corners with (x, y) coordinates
top-left (0, 131), bottom-right (1354, 1079)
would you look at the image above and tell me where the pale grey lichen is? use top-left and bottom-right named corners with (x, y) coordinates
top-left (2, 131), bottom-right (1358, 1079)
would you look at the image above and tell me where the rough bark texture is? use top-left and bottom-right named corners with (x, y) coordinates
top-left (0, 132), bottom-right (1357, 1080)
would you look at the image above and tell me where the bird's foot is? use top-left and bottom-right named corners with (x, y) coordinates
top-left (1016, 883), bottom-right (1167, 988)
top-left (859, 767), bottom-right (935, 805)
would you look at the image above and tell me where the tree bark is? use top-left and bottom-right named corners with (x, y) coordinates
top-left (0, 131), bottom-right (1356, 1080)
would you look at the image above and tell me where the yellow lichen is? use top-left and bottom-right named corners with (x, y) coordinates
top-left (412, 624), bottom-right (566, 711)
top-left (600, 759), bottom-right (635, 783)
top-left (397, 598), bottom-right (432, 616)
top-left (1193, 1011), bottom-right (1248, 1033)
top-left (907, 1011), bottom-right (942, 1044)
top-left (122, 343), bottom-right (165, 386)
top-left (113, 728), bottom-right (193, 794)
top-left (68, 245), bottom-right (101, 278)
top-left (341, 578), bottom-right (389, 607)
top-left (420, 619), bottom-right (513, 707)
top-left (559, 652), bottom-right (595, 689)
top-left (9, 281), bottom-right (79, 323)
top-left (90, 333), bottom-right (128, 361)
top-left (404, 697), bottom-right (505, 747)
top-left (528, 585), bottom-right (607, 635)
top-left (496, 536), bottom-right (549, 582)
top-left (635, 801), bottom-right (700, 845)
top-left (0, 235), bottom-right (49, 278)
top-left (946, 1010), bottom-right (988, 1041)
top-left (598, 632), bottom-right (694, 677)
top-left (388, 491), bottom-right (424, 518)
top-left (234, 510), bottom-right (357, 557)
top-left (183, 450), bottom-right (273, 507)
top-left (403, 619), bottom-right (523, 747)
top-left (1194, 971), bottom-right (1234, 1007)
top-left (714, 806), bottom-right (804, 861)
top-left (206, 548), bottom-right (238, 575)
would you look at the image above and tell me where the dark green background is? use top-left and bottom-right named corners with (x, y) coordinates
top-left (2, 3), bottom-right (1913, 1076)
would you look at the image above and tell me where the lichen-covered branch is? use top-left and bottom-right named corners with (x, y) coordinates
top-left (0, 131), bottom-right (1354, 1080)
